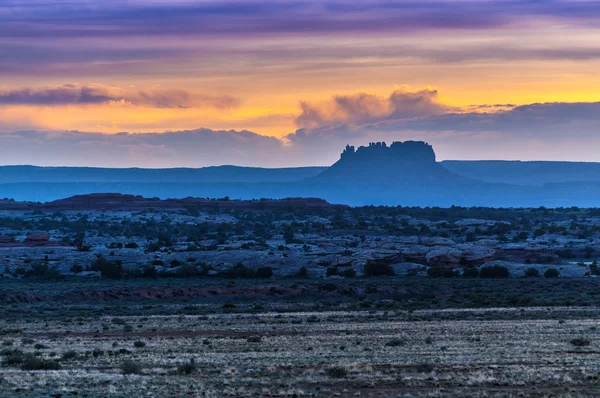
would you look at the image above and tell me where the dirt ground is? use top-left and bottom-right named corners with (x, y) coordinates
top-left (2, 299), bottom-right (600, 397)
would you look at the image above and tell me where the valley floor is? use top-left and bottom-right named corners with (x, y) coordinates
top-left (1, 278), bottom-right (600, 397)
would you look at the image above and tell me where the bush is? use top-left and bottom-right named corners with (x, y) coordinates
top-left (21, 354), bottom-right (61, 370)
top-left (570, 338), bottom-right (590, 347)
top-left (142, 266), bottom-right (157, 278)
top-left (121, 359), bottom-right (143, 374)
top-left (222, 263), bottom-right (256, 278)
top-left (70, 264), bottom-right (83, 274)
top-left (364, 261), bottom-right (395, 277)
top-left (124, 242), bottom-right (139, 249)
top-left (175, 264), bottom-right (200, 278)
top-left (339, 268), bottom-right (356, 277)
top-left (62, 350), bottom-right (77, 360)
top-left (1, 348), bottom-right (24, 365)
top-left (524, 268), bottom-right (540, 277)
top-left (543, 268), bottom-right (560, 278)
top-left (177, 358), bottom-right (196, 375)
top-left (427, 267), bottom-right (457, 278)
top-left (326, 267), bottom-right (338, 277)
top-left (91, 256), bottom-right (123, 279)
top-left (294, 267), bottom-right (308, 278)
top-left (325, 366), bottom-right (348, 378)
top-left (27, 262), bottom-right (63, 280)
top-left (385, 338), bottom-right (405, 347)
top-left (255, 266), bottom-right (273, 278)
top-left (462, 267), bottom-right (479, 278)
top-left (133, 341), bottom-right (146, 348)
top-left (480, 265), bottom-right (509, 278)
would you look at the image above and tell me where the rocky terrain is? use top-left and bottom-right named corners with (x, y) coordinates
top-left (0, 193), bottom-right (599, 281)
top-left (2, 195), bottom-right (600, 396)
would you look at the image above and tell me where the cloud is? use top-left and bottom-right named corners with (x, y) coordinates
top-left (2, 101), bottom-right (600, 167)
top-left (0, 128), bottom-right (287, 168)
top-left (296, 87), bottom-right (455, 128)
top-left (0, 84), bottom-right (240, 109)
top-left (5, 1), bottom-right (600, 39)
top-left (286, 101), bottom-right (600, 163)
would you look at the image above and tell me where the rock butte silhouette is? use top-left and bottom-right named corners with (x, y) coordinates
top-left (313, 141), bottom-right (464, 184)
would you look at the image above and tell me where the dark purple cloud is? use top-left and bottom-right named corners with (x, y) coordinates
top-left (2, 1), bottom-right (600, 78)
top-left (0, 84), bottom-right (240, 109)
top-left (3, 1), bottom-right (600, 39)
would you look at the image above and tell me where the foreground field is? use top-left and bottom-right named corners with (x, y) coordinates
top-left (2, 279), bottom-right (600, 397)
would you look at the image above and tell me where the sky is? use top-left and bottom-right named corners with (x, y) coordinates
top-left (2, 0), bottom-right (600, 167)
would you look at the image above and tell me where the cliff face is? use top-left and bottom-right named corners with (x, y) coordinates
top-left (315, 141), bottom-right (462, 184)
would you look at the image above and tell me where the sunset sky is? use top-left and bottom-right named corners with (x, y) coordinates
top-left (2, 0), bottom-right (600, 167)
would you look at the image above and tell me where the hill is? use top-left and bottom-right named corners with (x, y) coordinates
top-left (442, 160), bottom-right (600, 186)
top-left (0, 165), bottom-right (326, 183)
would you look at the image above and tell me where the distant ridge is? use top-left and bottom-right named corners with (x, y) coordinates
top-left (1, 141), bottom-right (600, 207)
top-left (442, 160), bottom-right (600, 186)
top-left (0, 165), bottom-right (326, 183)
top-left (0, 193), bottom-right (347, 211)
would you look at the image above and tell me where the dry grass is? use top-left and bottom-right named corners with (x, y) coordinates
top-left (1, 306), bottom-right (600, 397)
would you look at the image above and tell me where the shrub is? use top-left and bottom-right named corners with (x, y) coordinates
top-left (364, 261), bottom-right (395, 277)
top-left (524, 268), bottom-right (540, 277)
top-left (62, 350), bottom-right (77, 360)
top-left (246, 336), bottom-right (262, 343)
top-left (121, 359), bottom-right (143, 374)
top-left (222, 302), bottom-right (236, 309)
top-left (175, 264), bottom-right (200, 278)
top-left (480, 265), bottom-right (509, 278)
top-left (427, 267), bottom-right (457, 278)
top-left (326, 267), bottom-right (338, 277)
top-left (124, 242), bottom-right (139, 249)
top-left (70, 264), bottom-right (83, 273)
top-left (133, 341), bottom-right (146, 348)
top-left (570, 338), bottom-right (590, 347)
top-left (385, 338), bottom-right (405, 347)
top-left (142, 266), bottom-right (157, 278)
top-left (21, 337), bottom-right (35, 345)
top-left (462, 267), bottom-right (479, 278)
top-left (21, 354), bottom-right (61, 370)
top-left (319, 283), bottom-right (337, 292)
top-left (415, 363), bottom-right (435, 373)
top-left (325, 366), bottom-right (348, 378)
top-left (177, 358), bottom-right (196, 375)
top-left (255, 266), bottom-right (273, 278)
top-left (294, 267), bottom-right (308, 278)
top-left (1, 348), bottom-right (24, 365)
top-left (27, 262), bottom-right (63, 280)
top-left (339, 268), bottom-right (356, 277)
top-left (543, 268), bottom-right (560, 278)
top-left (91, 256), bottom-right (123, 279)
top-left (222, 263), bottom-right (256, 278)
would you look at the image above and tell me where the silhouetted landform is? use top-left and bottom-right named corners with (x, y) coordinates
top-left (0, 193), bottom-right (347, 211)
top-left (442, 160), bottom-right (600, 186)
top-left (314, 141), bottom-right (464, 183)
top-left (2, 141), bottom-right (600, 207)
top-left (0, 165), bottom-right (326, 183)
